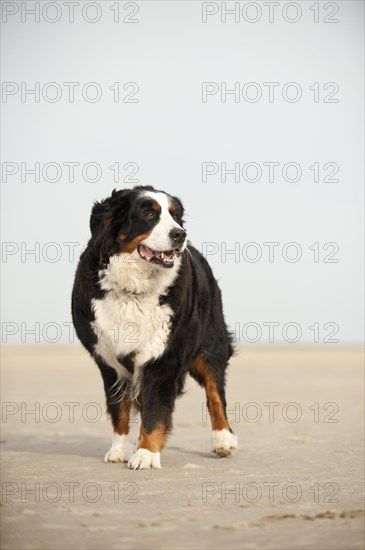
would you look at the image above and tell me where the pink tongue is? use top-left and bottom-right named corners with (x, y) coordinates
top-left (140, 244), bottom-right (174, 261)
top-left (140, 244), bottom-right (154, 260)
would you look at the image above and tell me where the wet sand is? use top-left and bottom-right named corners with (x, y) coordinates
top-left (1, 346), bottom-right (364, 550)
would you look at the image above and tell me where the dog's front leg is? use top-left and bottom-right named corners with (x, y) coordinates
top-left (128, 370), bottom-right (175, 470)
top-left (127, 423), bottom-right (166, 470)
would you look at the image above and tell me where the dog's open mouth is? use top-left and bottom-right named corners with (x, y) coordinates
top-left (138, 244), bottom-right (179, 268)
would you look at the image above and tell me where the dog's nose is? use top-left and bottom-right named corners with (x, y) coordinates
top-left (169, 228), bottom-right (186, 245)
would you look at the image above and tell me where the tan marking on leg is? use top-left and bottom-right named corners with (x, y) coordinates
top-left (138, 424), bottom-right (166, 453)
top-left (114, 396), bottom-right (132, 435)
top-left (193, 356), bottom-right (230, 432)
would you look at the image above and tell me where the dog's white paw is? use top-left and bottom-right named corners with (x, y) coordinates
top-left (128, 448), bottom-right (161, 470)
top-left (104, 434), bottom-right (135, 463)
top-left (212, 429), bottom-right (238, 457)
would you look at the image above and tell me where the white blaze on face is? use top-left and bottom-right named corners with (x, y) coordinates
top-left (142, 191), bottom-right (186, 252)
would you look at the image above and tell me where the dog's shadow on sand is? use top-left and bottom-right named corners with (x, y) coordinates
top-left (1, 434), bottom-right (107, 459)
top-left (169, 446), bottom-right (217, 459)
top-left (1, 435), bottom-right (216, 461)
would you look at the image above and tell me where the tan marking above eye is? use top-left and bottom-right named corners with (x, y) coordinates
top-left (150, 200), bottom-right (161, 212)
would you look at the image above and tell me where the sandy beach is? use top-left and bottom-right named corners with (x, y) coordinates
top-left (1, 346), bottom-right (364, 550)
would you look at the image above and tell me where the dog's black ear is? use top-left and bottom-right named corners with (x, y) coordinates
top-left (171, 195), bottom-right (185, 227)
top-left (90, 196), bottom-right (113, 238)
top-left (89, 190), bottom-right (130, 265)
top-left (89, 197), bottom-right (114, 265)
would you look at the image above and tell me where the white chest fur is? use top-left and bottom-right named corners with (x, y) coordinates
top-left (91, 253), bottom-right (180, 386)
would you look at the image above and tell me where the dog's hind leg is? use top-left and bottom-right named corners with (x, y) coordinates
top-left (190, 354), bottom-right (238, 457)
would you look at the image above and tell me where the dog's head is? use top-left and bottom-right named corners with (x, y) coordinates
top-left (90, 186), bottom-right (187, 268)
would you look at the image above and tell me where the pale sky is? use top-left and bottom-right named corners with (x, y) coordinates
top-left (1, 1), bottom-right (364, 345)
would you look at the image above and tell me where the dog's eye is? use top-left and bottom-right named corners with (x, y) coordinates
top-left (145, 211), bottom-right (156, 220)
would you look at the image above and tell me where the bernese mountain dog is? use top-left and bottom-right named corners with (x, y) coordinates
top-left (72, 186), bottom-right (238, 469)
